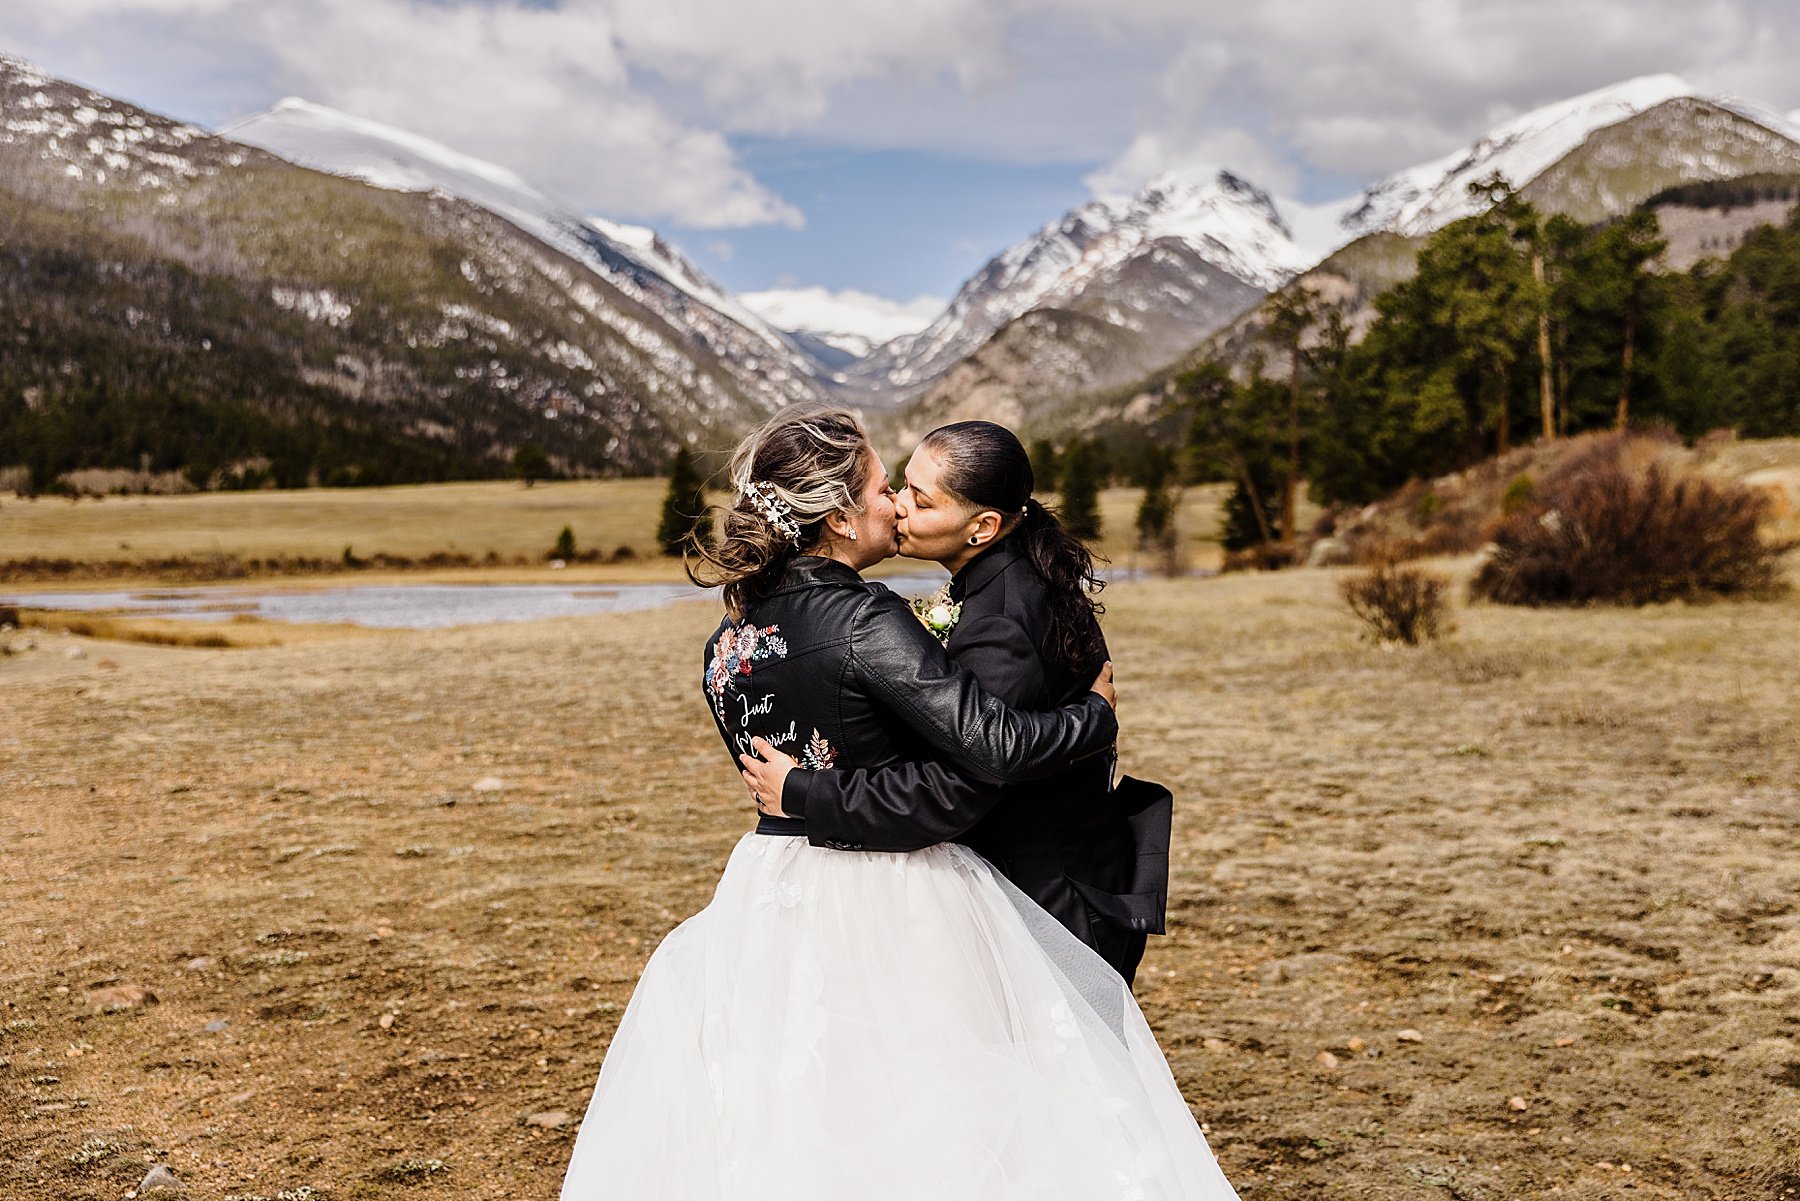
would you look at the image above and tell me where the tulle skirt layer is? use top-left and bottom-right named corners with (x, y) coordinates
top-left (560, 833), bottom-right (1239, 1201)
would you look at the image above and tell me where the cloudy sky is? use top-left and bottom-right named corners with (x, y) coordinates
top-left (4, 0), bottom-right (1799, 306)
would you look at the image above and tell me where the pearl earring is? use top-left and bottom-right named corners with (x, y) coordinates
top-left (849, 530), bottom-right (858, 541)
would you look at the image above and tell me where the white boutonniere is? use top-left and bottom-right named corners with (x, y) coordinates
top-left (910, 584), bottom-right (962, 645)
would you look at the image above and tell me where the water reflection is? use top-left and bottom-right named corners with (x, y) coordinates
top-left (0, 574), bottom-right (949, 630)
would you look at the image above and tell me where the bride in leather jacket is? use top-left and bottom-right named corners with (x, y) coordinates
top-left (558, 407), bottom-right (1240, 1201)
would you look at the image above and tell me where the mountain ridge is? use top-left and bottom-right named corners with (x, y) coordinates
top-left (887, 78), bottom-right (1800, 446)
top-left (0, 53), bottom-right (820, 487)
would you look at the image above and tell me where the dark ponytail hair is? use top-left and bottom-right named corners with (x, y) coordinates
top-left (919, 421), bottom-right (1107, 674)
top-left (686, 407), bottom-right (874, 618)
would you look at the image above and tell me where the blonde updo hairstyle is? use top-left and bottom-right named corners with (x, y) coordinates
top-left (686, 406), bottom-right (877, 617)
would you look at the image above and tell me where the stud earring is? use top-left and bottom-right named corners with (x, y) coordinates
top-left (968, 537), bottom-right (979, 545)
top-left (849, 530), bottom-right (858, 541)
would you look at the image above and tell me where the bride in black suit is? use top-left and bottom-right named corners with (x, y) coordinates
top-left (558, 407), bottom-right (1238, 1201)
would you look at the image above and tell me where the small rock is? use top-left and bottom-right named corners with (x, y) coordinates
top-left (1201, 1037), bottom-right (1231, 1053)
top-left (97, 658), bottom-right (120, 670)
top-left (1316, 1051), bottom-right (1341, 1070)
top-left (378, 1013), bottom-right (396, 1030)
top-left (472, 776), bottom-right (505, 793)
top-left (1395, 1029), bottom-right (1424, 1044)
top-left (65, 646), bottom-right (87, 660)
top-left (137, 1164), bottom-right (185, 1197)
top-left (1305, 536), bottom-right (1352, 568)
top-left (1508, 1096), bottom-right (1529, 1111)
top-left (1554, 1036), bottom-right (1576, 1047)
top-left (89, 984), bottom-right (157, 1013)
top-left (1346, 1037), bottom-right (1366, 1052)
top-left (203, 1020), bottom-right (229, 1034)
top-left (183, 957), bottom-right (215, 973)
top-left (524, 1110), bottom-right (571, 1129)
top-left (1255, 952), bottom-right (1349, 985)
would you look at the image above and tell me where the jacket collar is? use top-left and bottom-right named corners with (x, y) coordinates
top-left (948, 534), bottom-right (1025, 603)
top-left (774, 554), bottom-right (866, 593)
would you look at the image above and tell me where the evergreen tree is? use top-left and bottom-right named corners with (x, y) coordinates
top-left (1028, 437), bottom-right (1060, 492)
top-left (1134, 447), bottom-right (1177, 550)
top-left (1220, 459), bottom-right (1285, 553)
top-left (1592, 211), bottom-right (1667, 429)
top-left (657, 446), bottom-right (710, 557)
top-left (1261, 283), bottom-right (1324, 542)
top-left (512, 442), bottom-right (550, 487)
top-left (1176, 361), bottom-right (1281, 551)
top-left (552, 526), bottom-right (577, 560)
top-left (1058, 440), bottom-right (1104, 541)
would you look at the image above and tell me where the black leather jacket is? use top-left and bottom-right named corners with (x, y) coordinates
top-left (703, 556), bottom-right (1117, 842)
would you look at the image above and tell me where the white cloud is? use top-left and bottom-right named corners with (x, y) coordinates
top-left (6, 0), bottom-right (1800, 228)
top-left (1074, 0), bottom-right (1785, 194)
top-left (608, 0), bottom-right (1010, 131)
top-left (2, 0), bottom-right (802, 229)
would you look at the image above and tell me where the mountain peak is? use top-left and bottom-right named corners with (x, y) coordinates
top-left (1343, 73), bottom-right (1701, 238)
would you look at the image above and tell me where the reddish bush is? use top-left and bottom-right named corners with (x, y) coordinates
top-left (1471, 435), bottom-right (1791, 606)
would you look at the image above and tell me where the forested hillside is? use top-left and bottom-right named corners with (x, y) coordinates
top-left (0, 55), bottom-right (798, 494)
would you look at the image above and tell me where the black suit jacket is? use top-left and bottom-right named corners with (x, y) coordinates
top-left (781, 538), bottom-right (1171, 984)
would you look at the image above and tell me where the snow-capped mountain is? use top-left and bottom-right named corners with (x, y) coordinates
top-left (852, 169), bottom-right (1320, 400)
top-left (740, 288), bottom-right (944, 364)
top-left (222, 98), bottom-right (826, 400)
top-left (0, 52), bottom-right (831, 479)
top-left (1341, 75), bottom-right (1698, 239)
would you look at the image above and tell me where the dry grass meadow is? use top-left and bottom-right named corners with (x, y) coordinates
top-left (0, 477), bottom-right (1241, 591)
top-left (3, 479), bottom-right (1799, 1200)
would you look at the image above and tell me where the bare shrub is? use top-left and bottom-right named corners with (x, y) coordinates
top-left (1221, 543), bottom-right (1296, 573)
top-left (1471, 434), bottom-right (1793, 606)
top-left (1339, 561), bottom-right (1455, 645)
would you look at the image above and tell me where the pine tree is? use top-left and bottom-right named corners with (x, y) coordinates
top-left (1178, 360), bottom-right (1283, 550)
top-left (1261, 283), bottom-right (1323, 543)
top-left (657, 446), bottom-right (709, 557)
top-left (1134, 447), bottom-right (1179, 572)
top-left (512, 443), bottom-right (550, 488)
top-left (552, 526), bottom-right (577, 560)
top-left (1058, 440), bottom-right (1103, 542)
top-left (1028, 438), bottom-right (1060, 492)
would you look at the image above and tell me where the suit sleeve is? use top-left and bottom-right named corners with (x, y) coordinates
top-left (823, 590), bottom-right (1114, 789)
top-left (785, 612), bottom-right (1051, 849)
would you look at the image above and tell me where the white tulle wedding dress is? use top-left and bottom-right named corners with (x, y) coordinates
top-left (558, 830), bottom-right (1241, 1200)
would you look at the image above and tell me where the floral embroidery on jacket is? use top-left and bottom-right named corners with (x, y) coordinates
top-left (799, 729), bottom-right (838, 770)
top-left (705, 621), bottom-right (788, 720)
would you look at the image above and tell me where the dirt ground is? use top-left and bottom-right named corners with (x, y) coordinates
top-left (3, 560), bottom-right (1799, 1200)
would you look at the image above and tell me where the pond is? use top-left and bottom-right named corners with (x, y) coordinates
top-left (0, 574), bottom-right (949, 630)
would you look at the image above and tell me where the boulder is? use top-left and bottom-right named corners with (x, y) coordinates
top-left (1742, 468), bottom-right (1800, 518)
top-left (1305, 537), bottom-right (1352, 568)
top-left (88, 984), bottom-right (157, 1013)
top-left (136, 1164), bottom-right (185, 1197)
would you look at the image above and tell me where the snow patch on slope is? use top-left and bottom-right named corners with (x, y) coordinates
top-left (221, 98), bottom-right (798, 362)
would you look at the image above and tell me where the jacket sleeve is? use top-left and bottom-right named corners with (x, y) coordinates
top-left (832, 589), bottom-right (1115, 788)
top-left (784, 611), bottom-right (1049, 849)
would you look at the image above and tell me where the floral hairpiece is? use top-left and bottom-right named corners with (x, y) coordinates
top-left (739, 480), bottom-right (803, 547)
